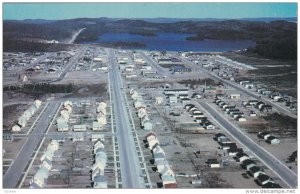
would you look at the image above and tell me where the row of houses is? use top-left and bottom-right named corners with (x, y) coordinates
top-left (242, 100), bottom-right (273, 112)
top-left (30, 140), bottom-right (59, 188)
top-left (240, 81), bottom-right (296, 111)
top-left (96, 102), bottom-right (107, 127)
top-left (91, 140), bottom-right (108, 188)
top-left (184, 104), bottom-right (215, 130)
top-left (57, 101), bottom-right (73, 132)
top-left (214, 133), bottom-right (281, 188)
top-left (12, 99), bottom-right (42, 132)
top-left (257, 131), bottom-right (280, 145)
top-left (214, 98), bottom-right (246, 122)
top-left (130, 89), bottom-right (153, 130)
top-left (145, 132), bottom-right (177, 188)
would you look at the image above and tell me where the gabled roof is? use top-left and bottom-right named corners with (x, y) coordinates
top-left (257, 174), bottom-right (271, 182)
top-left (236, 152), bottom-right (249, 158)
top-left (242, 159), bottom-right (257, 166)
top-left (249, 166), bottom-right (262, 173)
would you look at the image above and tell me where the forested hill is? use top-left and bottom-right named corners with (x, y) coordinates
top-left (3, 18), bottom-right (297, 60)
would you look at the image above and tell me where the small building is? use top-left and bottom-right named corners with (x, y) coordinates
top-left (257, 131), bottom-right (271, 140)
top-left (242, 159), bottom-right (257, 170)
top-left (32, 166), bottom-right (49, 188)
top-left (92, 122), bottom-right (103, 131)
top-left (73, 124), bottom-right (86, 132)
top-left (230, 94), bottom-right (241, 100)
top-left (57, 122), bottom-right (68, 132)
top-left (3, 130), bottom-right (14, 141)
top-left (249, 166), bottom-right (265, 178)
top-left (91, 134), bottom-right (105, 142)
top-left (72, 132), bottom-right (84, 141)
top-left (207, 159), bottom-right (220, 168)
top-left (235, 152), bottom-right (250, 162)
top-left (12, 124), bottom-right (22, 132)
top-left (169, 95), bottom-right (177, 104)
top-left (155, 97), bottom-right (164, 105)
top-left (161, 175), bottom-right (177, 186)
top-left (256, 174), bottom-right (274, 186)
top-left (94, 140), bottom-right (105, 151)
top-left (143, 120), bottom-right (153, 130)
top-left (93, 175), bottom-right (108, 188)
top-left (266, 136), bottom-right (280, 144)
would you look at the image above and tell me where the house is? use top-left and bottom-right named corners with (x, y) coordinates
top-left (18, 116), bottom-right (27, 127)
top-left (221, 142), bottom-right (237, 150)
top-left (97, 116), bottom-right (107, 125)
top-left (257, 131), bottom-right (271, 140)
top-left (154, 152), bottom-right (166, 163)
top-left (159, 165), bottom-right (175, 177)
top-left (169, 95), bottom-right (177, 104)
top-left (262, 182), bottom-right (281, 188)
top-left (230, 94), bottom-right (241, 99)
top-left (249, 166), bottom-right (265, 178)
top-left (93, 175), bottom-right (108, 188)
top-left (214, 133), bottom-right (226, 141)
top-left (32, 166), bottom-right (49, 188)
top-left (138, 108), bottom-right (147, 118)
top-left (164, 183), bottom-right (178, 188)
top-left (242, 159), bottom-right (257, 170)
top-left (203, 121), bottom-right (215, 130)
top-left (266, 136), bottom-right (280, 144)
top-left (12, 124), bottom-right (22, 132)
top-left (161, 175), bottom-right (177, 186)
top-left (148, 138), bottom-right (160, 150)
top-left (3, 130), bottom-right (14, 141)
top-left (94, 140), bottom-right (105, 152)
top-left (57, 122), bottom-right (68, 132)
top-left (236, 116), bottom-right (246, 122)
top-left (73, 124), bottom-right (86, 131)
top-left (134, 101), bottom-right (146, 109)
top-left (41, 158), bottom-right (52, 171)
top-left (92, 122), bottom-right (103, 131)
top-left (155, 97), bottom-right (164, 105)
top-left (57, 116), bottom-right (67, 124)
top-left (235, 152), bottom-right (250, 162)
top-left (34, 99), bottom-right (42, 108)
top-left (256, 174), bottom-right (274, 186)
top-left (72, 132), bottom-right (84, 141)
top-left (218, 136), bottom-right (231, 144)
top-left (143, 120), bottom-right (153, 130)
top-left (228, 147), bottom-right (243, 156)
top-left (207, 159), bottom-right (220, 168)
top-left (92, 134), bottom-right (105, 142)
top-left (164, 89), bottom-right (189, 95)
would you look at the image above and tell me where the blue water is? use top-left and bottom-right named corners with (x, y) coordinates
top-left (85, 32), bottom-right (256, 52)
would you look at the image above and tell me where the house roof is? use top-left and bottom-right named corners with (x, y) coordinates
top-left (249, 166), bottom-right (262, 173)
top-left (236, 152), bottom-right (249, 158)
top-left (257, 174), bottom-right (271, 182)
top-left (243, 159), bottom-right (257, 166)
top-left (164, 183), bottom-right (178, 188)
top-left (262, 182), bottom-right (281, 188)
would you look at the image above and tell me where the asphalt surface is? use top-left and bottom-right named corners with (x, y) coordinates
top-left (108, 49), bottom-right (144, 188)
top-left (196, 101), bottom-right (298, 188)
top-left (179, 56), bottom-right (297, 119)
top-left (3, 102), bottom-right (60, 188)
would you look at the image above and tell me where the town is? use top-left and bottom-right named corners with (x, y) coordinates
top-left (2, 45), bottom-right (297, 189)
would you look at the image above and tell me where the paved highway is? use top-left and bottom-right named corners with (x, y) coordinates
top-left (179, 56), bottom-right (297, 118)
top-left (196, 101), bottom-right (298, 188)
top-left (108, 49), bottom-right (145, 188)
top-left (3, 102), bottom-right (60, 188)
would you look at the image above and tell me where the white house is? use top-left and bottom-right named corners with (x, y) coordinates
top-left (97, 116), bottom-right (107, 125)
top-left (73, 124), bottom-right (87, 131)
top-left (92, 121), bottom-right (103, 131)
top-left (12, 124), bottom-right (22, 132)
top-left (93, 175), bottom-right (108, 188)
top-left (57, 122), bottom-right (68, 131)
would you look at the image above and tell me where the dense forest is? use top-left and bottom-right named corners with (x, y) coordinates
top-left (4, 83), bottom-right (74, 93)
top-left (3, 18), bottom-right (297, 60)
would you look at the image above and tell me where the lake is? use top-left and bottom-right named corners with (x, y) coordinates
top-left (85, 32), bottom-right (256, 52)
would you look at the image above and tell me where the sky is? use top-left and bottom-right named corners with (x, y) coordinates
top-left (3, 2), bottom-right (297, 20)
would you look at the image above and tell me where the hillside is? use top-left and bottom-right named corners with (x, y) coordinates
top-left (3, 18), bottom-right (297, 59)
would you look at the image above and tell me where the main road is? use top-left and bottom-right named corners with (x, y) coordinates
top-left (179, 55), bottom-right (297, 118)
top-left (196, 100), bottom-right (297, 188)
top-left (3, 101), bottom-right (60, 188)
top-left (107, 49), bottom-right (145, 188)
